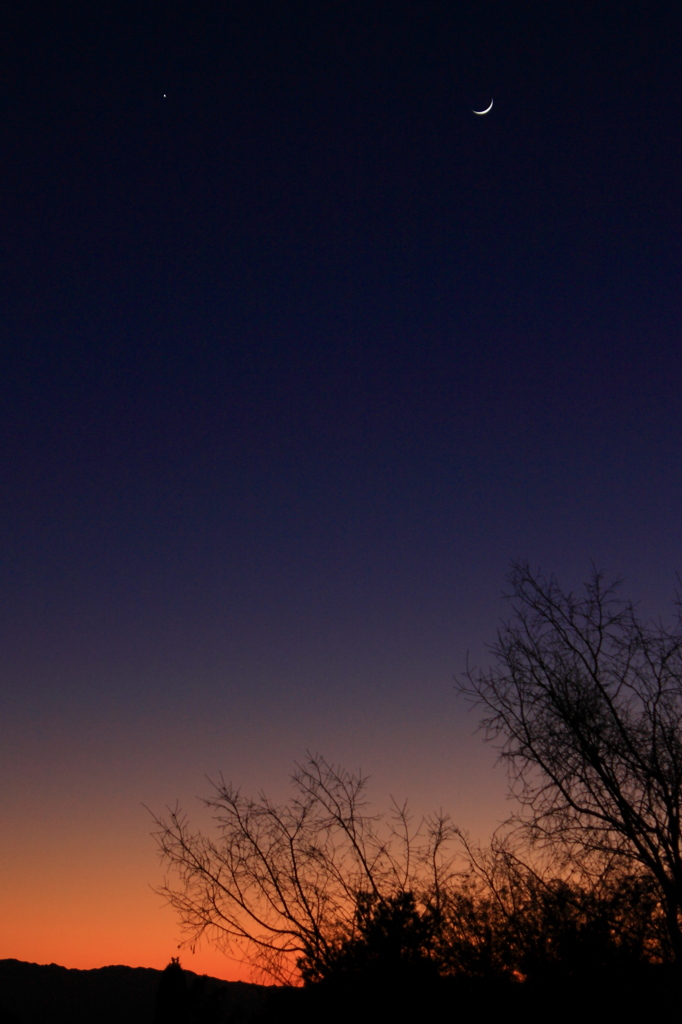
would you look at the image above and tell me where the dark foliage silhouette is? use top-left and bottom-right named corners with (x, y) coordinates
top-left (290, 892), bottom-right (444, 1024)
top-left (435, 837), bottom-right (667, 981)
top-left (299, 890), bottom-right (439, 985)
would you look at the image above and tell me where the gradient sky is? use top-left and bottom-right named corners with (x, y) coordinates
top-left (3, 1), bottom-right (682, 981)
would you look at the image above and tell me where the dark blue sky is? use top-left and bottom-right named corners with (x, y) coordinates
top-left (3, 1), bottom-right (682, 974)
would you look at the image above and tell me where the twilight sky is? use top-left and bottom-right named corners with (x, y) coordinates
top-left (3, 1), bottom-right (682, 980)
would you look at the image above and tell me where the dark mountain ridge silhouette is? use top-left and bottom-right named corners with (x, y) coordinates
top-left (0, 958), bottom-right (269, 1024)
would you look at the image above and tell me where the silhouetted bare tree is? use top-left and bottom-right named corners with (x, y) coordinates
top-left (152, 755), bottom-right (456, 984)
top-left (460, 562), bottom-right (682, 961)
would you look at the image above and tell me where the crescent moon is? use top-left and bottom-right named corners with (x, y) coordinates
top-left (472, 99), bottom-right (493, 115)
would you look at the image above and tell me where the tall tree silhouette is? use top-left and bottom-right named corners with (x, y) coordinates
top-left (154, 958), bottom-right (188, 1024)
top-left (460, 562), bottom-right (682, 961)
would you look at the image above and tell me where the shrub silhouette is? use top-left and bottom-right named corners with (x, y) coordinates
top-left (293, 892), bottom-right (443, 1022)
top-left (300, 890), bottom-right (438, 984)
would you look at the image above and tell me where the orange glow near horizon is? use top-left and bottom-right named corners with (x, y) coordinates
top-left (0, 795), bottom-right (262, 984)
top-left (1, 878), bottom-right (263, 984)
top-left (1, 706), bottom-right (509, 986)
